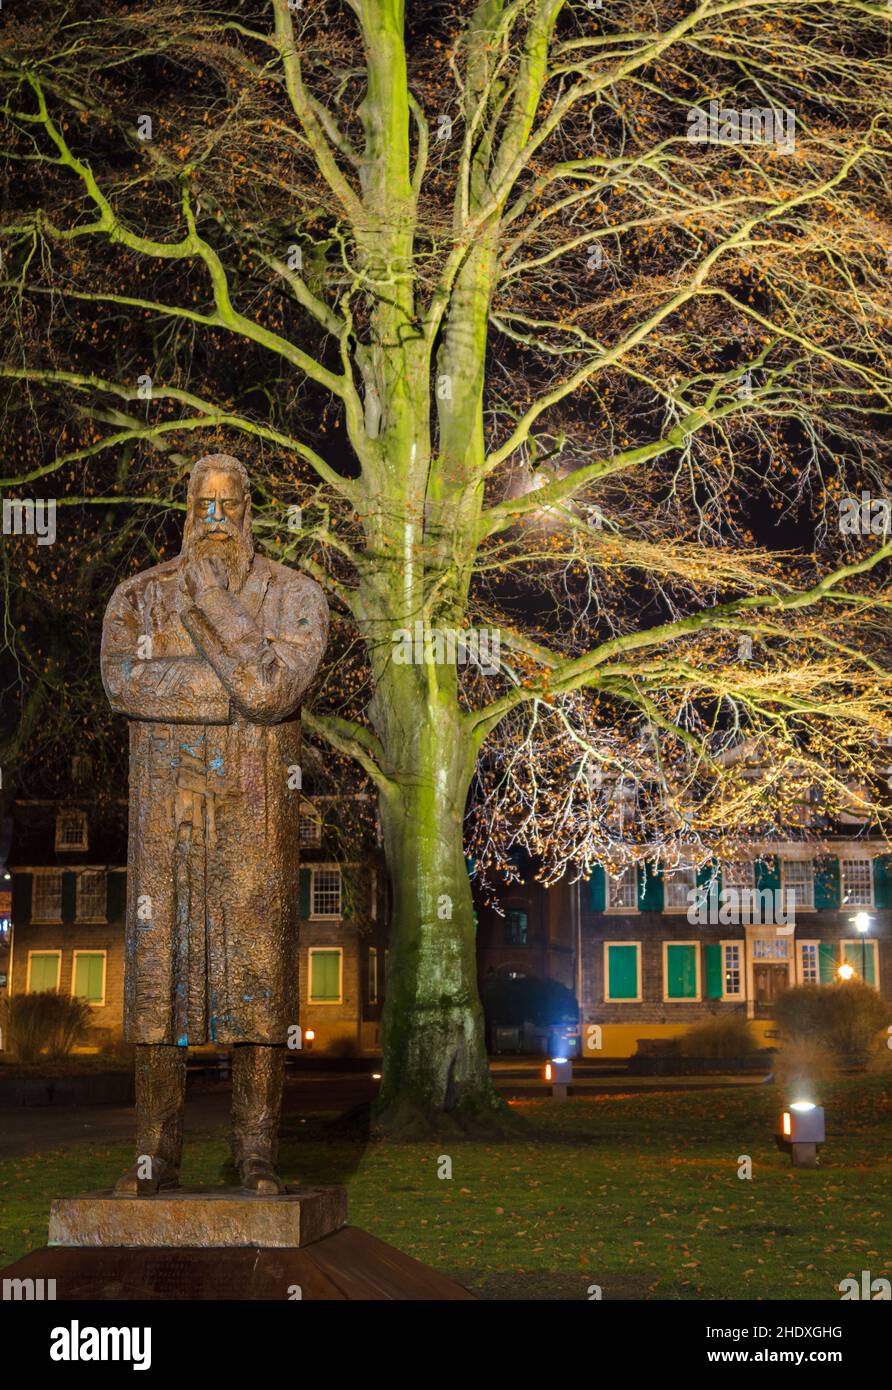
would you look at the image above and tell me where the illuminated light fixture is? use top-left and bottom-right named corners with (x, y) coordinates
top-left (854, 912), bottom-right (871, 934)
top-left (371, 1072), bottom-right (382, 1080)
top-left (778, 1101), bottom-right (825, 1168)
top-left (546, 1056), bottom-right (572, 1099)
top-left (837, 962), bottom-right (855, 981)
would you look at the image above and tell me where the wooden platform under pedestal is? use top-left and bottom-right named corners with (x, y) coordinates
top-left (1, 1227), bottom-right (477, 1300)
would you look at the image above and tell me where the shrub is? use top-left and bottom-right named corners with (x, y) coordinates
top-left (3, 991), bottom-right (93, 1063)
top-left (677, 1015), bottom-right (760, 1059)
top-left (774, 982), bottom-right (892, 1063)
top-left (773, 1037), bottom-right (838, 1097)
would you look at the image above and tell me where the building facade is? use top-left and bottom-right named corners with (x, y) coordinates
top-left (3, 791), bottom-right (387, 1056)
top-left (579, 844), bottom-right (890, 1057)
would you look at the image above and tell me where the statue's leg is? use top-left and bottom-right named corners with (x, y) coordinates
top-left (114, 1044), bottom-right (186, 1195)
top-left (231, 1043), bottom-right (286, 1195)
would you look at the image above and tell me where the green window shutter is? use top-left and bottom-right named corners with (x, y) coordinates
top-left (637, 865), bottom-right (663, 912)
top-left (873, 856), bottom-right (892, 910)
top-left (755, 856), bottom-right (781, 894)
top-left (310, 950), bottom-right (340, 1001)
top-left (666, 943), bottom-right (698, 999)
top-left (607, 944), bottom-right (638, 999)
top-left (298, 868), bottom-right (311, 918)
top-left (818, 942), bottom-right (838, 984)
top-left (705, 943), bottom-right (723, 999)
top-left (12, 873), bottom-right (32, 924)
top-left (814, 858), bottom-right (840, 910)
top-left (589, 866), bottom-right (606, 913)
top-left (843, 941), bottom-right (876, 986)
top-left (73, 953), bottom-right (104, 1002)
top-left (61, 872), bottom-right (77, 923)
top-left (29, 954), bottom-right (59, 992)
top-left (697, 863), bottom-right (721, 893)
top-left (107, 871), bottom-right (127, 921)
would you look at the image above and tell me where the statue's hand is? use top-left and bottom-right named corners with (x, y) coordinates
top-left (182, 555), bottom-right (230, 600)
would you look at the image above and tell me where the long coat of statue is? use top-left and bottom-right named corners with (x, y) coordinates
top-left (100, 466), bottom-right (328, 1047)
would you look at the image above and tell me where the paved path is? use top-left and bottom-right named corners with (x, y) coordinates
top-left (0, 1068), bottom-right (766, 1159)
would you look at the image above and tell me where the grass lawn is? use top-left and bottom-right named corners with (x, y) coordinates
top-left (1, 1076), bottom-right (889, 1299)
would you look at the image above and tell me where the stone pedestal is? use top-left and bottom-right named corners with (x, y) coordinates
top-left (1, 1187), bottom-right (476, 1300)
top-left (48, 1186), bottom-right (347, 1250)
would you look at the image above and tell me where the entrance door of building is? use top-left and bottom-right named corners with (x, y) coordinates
top-left (753, 963), bottom-right (789, 1018)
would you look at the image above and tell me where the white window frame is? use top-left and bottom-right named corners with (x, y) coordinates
top-left (603, 941), bottom-right (642, 1003)
top-left (782, 858), bottom-right (815, 911)
top-left (840, 938), bottom-right (880, 990)
top-left (308, 946), bottom-right (344, 1004)
top-left (76, 870), bottom-right (107, 923)
top-left (720, 940), bottom-right (745, 1000)
top-left (722, 861), bottom-right (756, 897)
top-left (797, 939), bottom-right (821, 986)
top-left (26, 949), bottom-right (61, 993)
top-left (662, 940), bottom-right (702, 1002)
top-left (310, 867), bottom-right (342, 920)
top-left (71, 949), bottom-right (107, 1007)
top-left (32, 871), bottom-right (63, 923)
top-left (605, 866), bottom-right (638, 913)
top-left (55, 810), bottom-right (88, 852)
top-left (299, 803), bottom-right (322, 847)
top-left (664, 867), bottom-right (697, 913)
top-left (840, 858), bottom-right (874, 908)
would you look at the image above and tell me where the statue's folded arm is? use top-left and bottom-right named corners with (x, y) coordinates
top-left (180, 581), bottom-right (327, 725)
top-left (100, 653), bottom-right (232, 724)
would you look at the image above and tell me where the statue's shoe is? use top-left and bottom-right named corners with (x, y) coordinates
top-left (238, 1156), bottom-right (284, 1196)
top-left (113, 1157), bottom-right (180, 1195)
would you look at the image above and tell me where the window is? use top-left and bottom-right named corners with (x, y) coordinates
top-left (606, 867), bottom-right (637, 912)
top-left (32, 872), bottom-right (63, 922)
top-left (722, 861), bottom-right (755, 896)
top-left (663, 942), bottom-right (700, 1000)
top-left (504, 908), bottom-right (528, 945)
top-left (752, 935), bottom-right (791, 960)
top-left (72, 951), bottom-right (106, 1005)
top-left (841, 858), bottom-right (873, 907)
top-left (798, 941), bottom-right (820, 985)
top-left (603, 942), bottom-right (641, 1002)
top-left (309, 948), bottom-right (342, 1003)
top-left (299, 804), bottom-right (322, 846)
top-left (76, 871), bottom-right (107, 922)
top-left (722, 942), bottom-right (744, 999)
top-left (368, 947), bottom-right (379, 1004)
top-left (842, 939), bottom-right (879, 988)
top-left (311, 869), bottom-right (341, 919)
top-left (55, 810), bottom-right (88, 851)
top-left (783, 859), bottom-right (814, 909)
top-left (665, 867), bottom-right (696, 912)
top-left (27, 951), bottom-right (61, 993)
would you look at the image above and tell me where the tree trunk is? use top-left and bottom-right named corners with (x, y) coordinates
top-left (370, 671), bottom-right (509, 1137)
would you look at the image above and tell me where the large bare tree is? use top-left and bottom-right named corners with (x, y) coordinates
top-left (2, 0), bottom-right (892, 1133)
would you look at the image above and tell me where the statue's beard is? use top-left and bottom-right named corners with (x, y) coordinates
top-left (182, 526), bottom-right (253, 594)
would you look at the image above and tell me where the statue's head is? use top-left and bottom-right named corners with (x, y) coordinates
top-left (181, 454), bottom-right (253, 591)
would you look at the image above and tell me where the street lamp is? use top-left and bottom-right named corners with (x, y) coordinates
top-left (545, 1057), bottom-right (572, 1099)
top-left (779, 1100), bottom-right (825, 1168)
